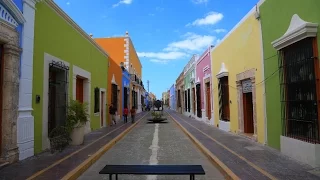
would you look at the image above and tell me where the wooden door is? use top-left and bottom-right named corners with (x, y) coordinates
top-left (100, 91), bottom-right (104, 126)
top-left (76, 77), bottom-right (84, 103)
top-left (243, 92), bottom-right (254, 133)
top-left (206, 83), bottom-right (211, 119)
top-left (192, 88), bottom-right (196, 115)
top-left (0, 45), bottom-right (3, 153)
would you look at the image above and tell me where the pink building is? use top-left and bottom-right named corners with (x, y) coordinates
top-left (195, 46), bottom-right (214, 124)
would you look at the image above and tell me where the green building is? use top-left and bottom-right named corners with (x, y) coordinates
top-left (33, 1), bottom-right (109, 154)
top-left (183, 55), bottom-right (198, 117)
top-left (260, 0), bottom-right (320, 167)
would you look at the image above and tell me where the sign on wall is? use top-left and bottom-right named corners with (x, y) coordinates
top-left (242, 79), bottom-right (252, 93)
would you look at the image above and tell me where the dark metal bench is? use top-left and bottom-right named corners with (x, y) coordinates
top-left (99, 165), bottom-right (205, 180)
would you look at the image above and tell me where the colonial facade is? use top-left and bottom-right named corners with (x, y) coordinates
top-left (260, 0), bottom-right (320, 167)
top-left (95, 32), bottom-right (143, 113)
top-left (195, 46), bottom-right (214, 124)
top-left (0, 0), bottom-right (26, 164)
top-left (169, 84), bottom-right (176, 111)
top-left (211, 4), bottom-right (265, 144)
top-left (175, 72), bottom-right (184, 114)
top-left (32, 0), bottom-right (108, 154)
top-left (183, 55), bottom-right (198, 117)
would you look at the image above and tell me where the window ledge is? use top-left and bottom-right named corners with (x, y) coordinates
top-left (94, 112), bottom-right (100, 116)
top-left (272, 14), bottom-right (318, 51)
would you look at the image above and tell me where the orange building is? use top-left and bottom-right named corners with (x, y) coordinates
top-left (95, 31), bottom-right (144, 113)
top-left (106, 57), bottom-right (122, 125)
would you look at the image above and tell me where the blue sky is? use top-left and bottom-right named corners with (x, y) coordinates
top-left (55, 0), bottom-right (259, 98)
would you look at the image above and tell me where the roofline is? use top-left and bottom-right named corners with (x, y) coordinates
top-left (46, 0), bottom-right (109, 57)
top-left (210, 0), bottom-right (266, 54)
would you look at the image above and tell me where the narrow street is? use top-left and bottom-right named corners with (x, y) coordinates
top-left (79, 112), bottom-right (224, 180)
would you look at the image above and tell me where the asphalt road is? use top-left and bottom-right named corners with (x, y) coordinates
top-left (79, 113), bottom-right (225, 180)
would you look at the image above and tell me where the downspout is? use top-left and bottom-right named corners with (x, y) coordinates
top-left (257, 5), bottom-right (268, 145)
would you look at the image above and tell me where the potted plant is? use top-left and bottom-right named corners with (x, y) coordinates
top-left (66, 99), bottom-right (89, 145)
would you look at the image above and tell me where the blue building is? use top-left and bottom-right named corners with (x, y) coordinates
top-left (122, 66), bottom-right (131, 110)
top-left (0, 0), bottom-right (38, 163)
top-left (170, 84), bottom-right (176, 110)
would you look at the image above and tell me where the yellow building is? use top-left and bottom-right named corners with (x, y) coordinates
top-left (211, 7), bottom-right (266, 144)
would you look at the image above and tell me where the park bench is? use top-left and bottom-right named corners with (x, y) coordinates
top-left (99, 165), bottom-right (205, 180)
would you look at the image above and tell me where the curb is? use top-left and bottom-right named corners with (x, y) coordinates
top-left (61, 113), bottom-right (148, 180)
top-left (167, 112), bottom-right (240, 180)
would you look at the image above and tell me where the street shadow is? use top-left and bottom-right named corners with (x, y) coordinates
top-left (146, 121), bottom-right (169, 124)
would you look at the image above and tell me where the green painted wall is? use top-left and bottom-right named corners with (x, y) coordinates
top-left (33, 2), bottom-right (109, 153)
top-left (184, 68), bottom-right (194, 90)
top-left (260, 0), bottom-right (320, 149)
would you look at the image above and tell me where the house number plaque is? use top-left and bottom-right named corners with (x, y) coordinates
top-left (242, 79), bottom-right (252, 93)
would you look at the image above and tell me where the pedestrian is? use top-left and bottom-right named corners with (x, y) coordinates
top-left (123, 106), bottom-right (128, 123)
top-left (130, 106), bottom-right (136, 123)
top-left (109, 104), bottom-right (116, 126)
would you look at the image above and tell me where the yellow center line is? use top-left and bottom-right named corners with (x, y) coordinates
top-left (26, 113), bottom-right (148, 180)
top-left (170, 112), bottom-right (277, 180)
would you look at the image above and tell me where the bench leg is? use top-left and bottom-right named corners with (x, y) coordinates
top-left (109, 174), bottom-right (112, 180)
top-left (190, 174), bottom-right (195, 180)
top-left (116, 174), bottom-right (118, 180)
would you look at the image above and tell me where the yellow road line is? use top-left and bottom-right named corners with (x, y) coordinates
top-left (170, 112), bottom-right (277, 180)
top-left (167, 112), bottom-right (240, 180)
top-left (62, 113), bottom-right (147, 180)
top-left (27, 113), bottom-right (148, 180)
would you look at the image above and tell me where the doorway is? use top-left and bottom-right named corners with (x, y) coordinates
top-left (100, 91), bottom-right (105, 126)
top-left (206, 82), bottom-right (211, 120)
top-left (196, 84), bottom-right (201, 118)
top-left (187, 89), bottom-right (190, 112)
top-left (192, 88), bottom-right (196, 115)
top-left (243, 92), bottom-right (254, 134)
top-left (48, 65), bottom-right (68, 136)
top-left (0, 45), bottom-right (3, 154)
top-left (76, 76), bottom-right (84, 103)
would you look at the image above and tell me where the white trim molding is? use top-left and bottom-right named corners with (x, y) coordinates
top-left (216, 62), bottom-right (228, 78)
top-left (42, 53), bottom-right (70, 150)
top-left (111, 74), bottom-right (117, 85)
top-left (272, 14), bottom-right (318, 50)
top-left (72, 65), bottom-right (91, 134)
top-left (1, 0), bottom-right (26, 24)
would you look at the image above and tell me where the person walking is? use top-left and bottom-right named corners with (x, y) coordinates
top-left (109, 104), bottom-right (116, 126)
top-left (130, 106), bottom-right (136, 123)
top-left (123, 106), bottom-right (128, 123)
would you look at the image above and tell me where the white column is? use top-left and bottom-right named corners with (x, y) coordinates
top-left (17, 0), bottom-right (38, 160)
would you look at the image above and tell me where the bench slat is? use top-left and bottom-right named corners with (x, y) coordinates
top-left (99, 165), bottom-right (205, 175)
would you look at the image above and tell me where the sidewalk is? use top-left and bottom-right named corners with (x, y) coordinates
top-left (0, 112), bottom-right (147, 180)
top-left (167, 110), bottom-right (320, 180)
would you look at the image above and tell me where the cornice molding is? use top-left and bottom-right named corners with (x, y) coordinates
top-left (272, 14), bottom-right (318, 50)
top-left (1, 0), bottom-right (26, 24)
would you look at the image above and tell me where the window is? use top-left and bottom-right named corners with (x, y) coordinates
top-left (94, 87), bottom-right (100, 113)
top-left (218, 76), bottom-right (230, 121)
top-left (279, 37), bottom-right (320, 143)
top-left (184, 91), bottom-right (187, 111)
top-left (187, 89), bottom-right (191, 112)
top-left (124, 87), bottom-right (128, 108)
top-left (111, 84), bottom-right (118, 111)
top-left (177, 90), bottom-right (181, 107)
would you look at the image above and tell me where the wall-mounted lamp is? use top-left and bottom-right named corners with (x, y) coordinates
top-left (36, 95), bottom-right (41, 104)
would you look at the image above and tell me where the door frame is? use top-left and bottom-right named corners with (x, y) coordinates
top-left (236, 69), bottom-right (257, 141)
top-left (99, 88), bottom-right (106, 127)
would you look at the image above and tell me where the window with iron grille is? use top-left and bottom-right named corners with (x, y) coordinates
top-left (279, 37), bottom-right (320, 143)
top-left (187, 89), bottom-right (191, 112)
top-left (111, 84), bottom-right (118, 111)
top-left (177, 90), bottom-right (181, 107)
top-left (185, 91), bottom-right (187, 111)
top-left (94, 87), bottom-right (100, 113)
top-left (218, 76), bottom-right (230, 121)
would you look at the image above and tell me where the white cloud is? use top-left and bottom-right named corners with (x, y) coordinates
top-left (113, 0), bottom-right (132, 8)
top-left (164, 32), bottom-right (215, 52)
top-left (149, 59), bottom-right (169, 64)
top-left (192, 0), bottom-right (209, 4)
top-left (137, 32), bottom-right (217, 64)
top-left (137, 52), bottom-right (187, 60)
top-left (187, 11), bottom-right (223, 26)
top-left (66, 2), bottom-right (70, 5)
top-left (213, 28), bottom-right (226, 33)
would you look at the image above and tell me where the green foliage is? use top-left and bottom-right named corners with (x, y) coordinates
top-left (66, 99), bottom-right (89, 132)
top-left (151, 111), bottom-right (163, 119)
